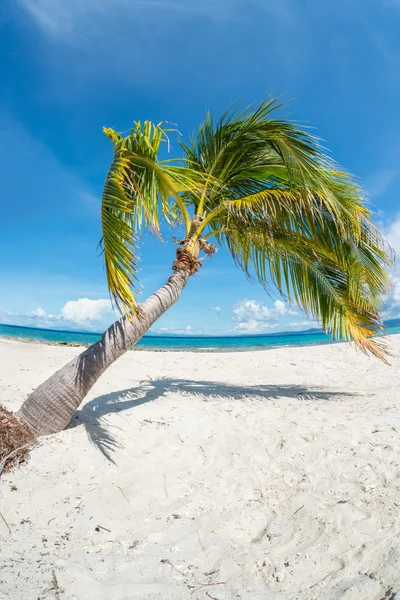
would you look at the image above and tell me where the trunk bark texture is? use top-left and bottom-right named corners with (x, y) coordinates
top-left (17, 269), bottom-right (190, 436)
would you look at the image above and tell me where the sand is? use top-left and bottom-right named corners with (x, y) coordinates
top-left (0, 336), bottom-right (400, 600)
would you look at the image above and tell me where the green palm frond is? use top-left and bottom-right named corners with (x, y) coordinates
top-left (101, 122), bottom-right (198, 315)
top-left (101, 141), bottom-right (141, 316)
top-left (208, 211), bottom-right (392, 359)
top-left (183, 99), bottom-right (393, 358)
top-left (100, 98), bottom-right (393, 359)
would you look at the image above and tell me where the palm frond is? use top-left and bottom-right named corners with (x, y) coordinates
top-left (211, 214), bottom-right (391, 359)
top-left (100, 98), bottom-right (393, 359)
top-left (101, 122), bottom-right (195, 315)
top-left (101, 149), bottom-right (139, 315)
top-left (179, 97), bottom-right (393, 358)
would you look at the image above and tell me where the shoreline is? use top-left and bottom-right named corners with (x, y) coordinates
top-left (0, 332), bottom-right (336, 353)
top-left (0, 329), bottom-right (395, 353)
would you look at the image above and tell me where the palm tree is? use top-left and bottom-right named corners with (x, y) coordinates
top-left (14, 98), bottom-right (394, 437)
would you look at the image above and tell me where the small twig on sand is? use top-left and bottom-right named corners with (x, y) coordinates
top-left (206, 592), bottom-right (224, 600)
top-left (96, 524), bottom-right (112, 532)
top-left (190, 581), bottom-right (227, 594)
top-left (51, 570), bottom-right (62, 600)
top-left (290, 505), bottom-right (304, 519)
top-left (0, 511), bottom-right (11, 534)
top-left (310, 566), bottom-right (342, 589)
top-left (116, 486), bottom-right (130, 503)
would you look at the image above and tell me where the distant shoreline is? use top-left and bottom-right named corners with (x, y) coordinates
top-left (0, 333), bottom-right (334, 353)
top-left (0, 335), bottom-right (91, 348)
top-left (0, 332), bottom-right (392, 354)
top-left (0, 322), bottom-right (325, 339)
top-left (1, 321), bottom-right (399, 352)
top-left (0, 334), bottom-right (216, 352)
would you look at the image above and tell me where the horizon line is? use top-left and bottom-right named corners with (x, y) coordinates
top-left (1, 319), bottom-right (399, 340)
top-left (0, 321), bottom-right (325, 339)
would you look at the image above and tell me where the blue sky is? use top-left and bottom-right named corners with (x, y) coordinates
top-left (1, 0), bottom-right (399, 335)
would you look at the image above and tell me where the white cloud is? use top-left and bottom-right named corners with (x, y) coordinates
top-left (61, 298), bottom-right (113, 324)
top-left (273, 300), bottom-right (286, 315)
top-left (233, 299), bottom-right (276, 323)
top-left (381, 215), bottom-right (400, 320)
top-left (386, 214), bottom-right (400, 258)
top-left (210, 305), bottom-right (222, 314)
top-left (273, 299), bottom-right (297, 316)
top-left (27, 307), bottom-right (46, 317)
top-left (382, 273), bottom-right (400, 320)
top-left (232, 298), bottom-right (298, 333)
top-left (234, 320), bottom-right (279, 334)
top-left (283, 319), bottom-right (320, 331)
top-left (47, 313), bottom-right (62, 320)
top-left (393, 276), bottom-right (400, 303)
top-left (233, 298), bottom-right (295, 321)
top-left (3, 298), bottom-right (115, 331)
top-left (4, 309), bottom-right (63, 330)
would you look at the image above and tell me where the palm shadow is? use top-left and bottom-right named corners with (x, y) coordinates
top-left (68, 378), bottom-right (355, 463)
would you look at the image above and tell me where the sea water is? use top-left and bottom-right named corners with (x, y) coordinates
top-left (1, 323), bottom-right (399, 351)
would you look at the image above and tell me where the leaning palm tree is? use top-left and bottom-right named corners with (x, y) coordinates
top-left (14, 98), bottom-right (393, 438)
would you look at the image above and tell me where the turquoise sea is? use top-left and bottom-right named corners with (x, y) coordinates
top-left (1, 322), bottom-right (400, 351)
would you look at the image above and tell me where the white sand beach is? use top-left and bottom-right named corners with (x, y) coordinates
top-left (1, 336), bottom-right (400, 600)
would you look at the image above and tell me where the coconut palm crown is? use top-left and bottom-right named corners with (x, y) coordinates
top-left (101, 98), bottom-right (393, 360)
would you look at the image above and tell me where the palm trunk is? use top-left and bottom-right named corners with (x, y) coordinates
top-left (17, 268), bottom-right (190, 436)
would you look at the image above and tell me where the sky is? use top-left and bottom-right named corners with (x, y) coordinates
top-left (0, 0), bottom-right (399, 335)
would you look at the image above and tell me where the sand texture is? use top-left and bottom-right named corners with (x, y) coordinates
top-left (1, 336), bottom-right (400, 600)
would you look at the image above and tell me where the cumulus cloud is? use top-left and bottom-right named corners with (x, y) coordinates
top-left (382, 215), bottom-right (400, 320)
top-left (233, 299), bottom-right (275, 323)
top-left (3, 298), bottom-right (115, 331)
top-left (27, 307), bottom-right (47, 318)
top-left (232, 299), bottom-right (297, 333)
top-left (210, 305), bottom-right (222, 314)
top-left (232, 215), bottom-right (400, 327)
top-left (274, 299), bottom-right (296, 316)
top-left (386, 214), bottom-right (400, 257)
top-left (61, 298), bottom-right (113, 324)
top-left (382, 273), bottom-right (400, 320)
top-left (234, 320), bottom-right (279, 334)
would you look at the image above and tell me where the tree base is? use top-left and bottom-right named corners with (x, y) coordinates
top-left (0, 406), bottom-right (36, 475)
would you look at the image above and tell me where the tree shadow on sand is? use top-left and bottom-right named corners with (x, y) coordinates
top-left (68, 378), bottom-right (355, 463)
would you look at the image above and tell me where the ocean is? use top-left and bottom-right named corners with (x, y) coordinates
top-left (1, 322), bottom-right (400, 351)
